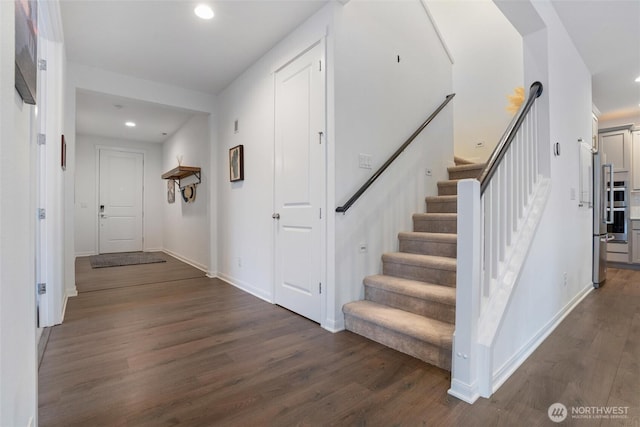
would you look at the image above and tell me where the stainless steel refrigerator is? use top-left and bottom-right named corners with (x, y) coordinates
top-left (592, 145), bottom-right (613, 288)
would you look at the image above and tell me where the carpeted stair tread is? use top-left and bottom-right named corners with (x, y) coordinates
top-left (447, 163), bottom-right (485, 180)
top-left (383, 252), bottom-right (457, 286)
top-left (426, 195), bottom-right (458, 213)
top-left (343, 300), bottom-right (454, 349)
top-left (413, 213), bottom-right (457, 233)
top-left (382, 252), bottom-right (456, 271)
top-left (364, 274), bottom-right (456, 306)
top-left (413, 212), bottom-right (457, 221)
top-left (437, 180), bottom-right (459, 196)
top-left (398, 231), bottom-right (457, 257)
top-left (398, 231), bottom-right (457, 244)
top-left (447, 163), bottom-right (485, 173)
top-left (454, 156), bottom-right (475, 165)
top-left (426, 195), bottom-right (458, 203)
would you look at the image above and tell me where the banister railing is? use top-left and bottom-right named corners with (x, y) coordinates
top-left (450, 80), bottom-right (547, 402)
top-left (335, 93), bottom-right (455, 213)
top-left (478, 81), bottom-right (543, 194)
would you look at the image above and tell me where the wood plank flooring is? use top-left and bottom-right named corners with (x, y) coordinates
top-left (39, 262), bottom-right (640, 426)
top-left (75, 252), bottom-right (205, 293)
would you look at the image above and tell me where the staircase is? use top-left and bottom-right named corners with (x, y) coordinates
top-left (343, 158), bottom-right (484, 371)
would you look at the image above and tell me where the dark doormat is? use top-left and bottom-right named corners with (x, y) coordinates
top-left (89, 252), bottom-right (167, 268)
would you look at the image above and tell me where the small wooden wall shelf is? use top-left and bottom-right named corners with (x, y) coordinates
top-left (162, 166), bottom-right (201, 188)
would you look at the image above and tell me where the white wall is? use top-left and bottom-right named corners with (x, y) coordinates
top-left (162, 114), bottom-right (211, 271)
top-left (0, 1), bottom-right (37, 424)
top-left (489, 0), bottom-right (593, 391)
top-left (216, 4), bottom-right (335, 303)
top-left (74, 135), bottom-right (164, 255)
top-left (428, 0), bottom-right (523, 162)
top-left (333, 0), bottom-right (453, 329)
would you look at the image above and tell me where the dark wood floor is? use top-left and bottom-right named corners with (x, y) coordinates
top-left (75, 252), bottom-right (205, 293)
top-left (39, 261), bottom-right (640, 426)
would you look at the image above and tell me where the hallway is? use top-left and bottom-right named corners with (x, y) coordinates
top-left (38, 260), bottom-right (640, 426)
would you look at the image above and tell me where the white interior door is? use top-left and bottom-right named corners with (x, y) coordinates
top-left (98, 149), bottom-right (143, 253)
top-left (274, 41), bottom-right (325, 323)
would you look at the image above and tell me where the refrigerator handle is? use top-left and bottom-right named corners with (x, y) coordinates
top-left (603, 163), bottom-right (614, 224)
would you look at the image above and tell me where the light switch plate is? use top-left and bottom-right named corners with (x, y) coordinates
top-left (358, 153), bottom-right (372, 169)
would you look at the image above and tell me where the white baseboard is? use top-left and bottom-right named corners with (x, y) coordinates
top-left (75, 251), bottom-right (96, 257)
top-left (448, 378), bottom-right (480, 404)
top-left (216, 273), bottom-right (273, 303)
top-left (490, 281), bottom-right (594, 394)
top-left (161, 249), bottom-right (208, 273)
top-left (322, 317), bottom-right (345, 333)
top-left (61, 289), bottom-right (76, 322)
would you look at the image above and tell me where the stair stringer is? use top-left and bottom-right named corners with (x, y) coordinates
top-left (449, 177), bottom-right (551, 403)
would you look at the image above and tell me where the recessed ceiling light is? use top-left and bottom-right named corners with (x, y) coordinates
top-left (194, 4), bottom-right (214, 20)
top-left (125, 121), bottom-right (136, 127)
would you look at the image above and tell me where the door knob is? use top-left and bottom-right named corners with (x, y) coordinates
top-left (272, 213), bottom-right (280, 219)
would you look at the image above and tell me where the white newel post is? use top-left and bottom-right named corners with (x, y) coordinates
top-left (448, 179), bottom-right (481, 403)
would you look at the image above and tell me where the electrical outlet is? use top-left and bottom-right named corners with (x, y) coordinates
top-left (359, 243), bottom-right (368, 253)
top-left (563, 272), bottom-right (568, 286)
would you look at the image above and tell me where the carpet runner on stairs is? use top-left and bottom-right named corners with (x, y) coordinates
top-left (343, 160), bottom-right (484, 371)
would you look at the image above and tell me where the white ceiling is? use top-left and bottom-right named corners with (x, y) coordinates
top-left (75, 90), bottom-right (203, 143)
top-left (61, 0), bottom-right (328, 95)
top-left (62, 0), bottom-right (640, 143)
top-left (551, 0), bottom-right (640, 121)
top-left (62, 0), bottom-right (328, 143)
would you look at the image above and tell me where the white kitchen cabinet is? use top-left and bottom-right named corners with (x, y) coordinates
top-left (633, 131), bottom-right (640, 191)
top-left (600, 127), bottom-right (631, 172)
top-left (632, 221), bottom-right (640, 264)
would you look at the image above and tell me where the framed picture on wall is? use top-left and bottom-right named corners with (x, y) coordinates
top-left (15, 0), bottom-right (38, 105)
top-left (229, 145), bottom-right (244, 182)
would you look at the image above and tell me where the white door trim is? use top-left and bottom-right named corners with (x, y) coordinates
top-left (272, 37), bottom-right (327, 326)
top-left (94, 146), bottom-right (145, 255)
